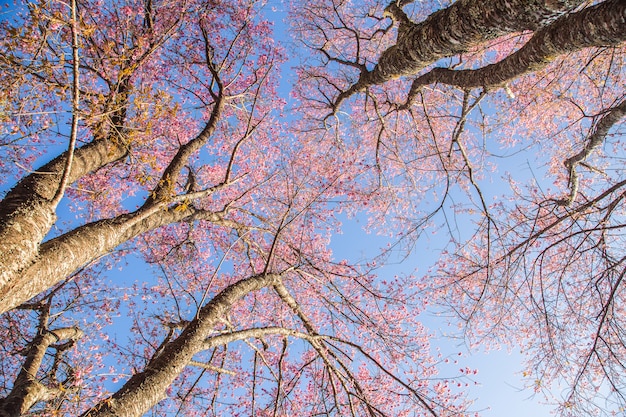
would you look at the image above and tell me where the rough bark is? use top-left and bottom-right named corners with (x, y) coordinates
top-left (0, 204), bottom-right (233, 314)
top-left (334, 0), bottom-right (585, 109)
top-left (0, 327), bottom-right (84, 417)
top-left (0, 139), bottom-right (128, 301)
top-left (402, 0), bottom-right (626, 104)
top-left (0, 67), bottom-right (131, 307)
top-left (81, 273), bottom-right (282, 417)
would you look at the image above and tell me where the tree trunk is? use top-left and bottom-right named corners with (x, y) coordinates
top-left (0, 139), bottom-right (128, 310)
top-left (0, 204), bottom-right (198, 314)
top-left (368, 0), bottom-right (584, 84)
top-left (335, 0), bottom-right (585, 107)
top-left (0, 327), bottom-right (83, 417)
top-left (81, 273), bottom-right (281, 417)
top-left (404, 0), bottom-right (626, 94)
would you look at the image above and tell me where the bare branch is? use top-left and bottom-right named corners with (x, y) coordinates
top-left (51, 0), bottom-right (80, 208)
top-left (559, 98), bottom-right (626, 206)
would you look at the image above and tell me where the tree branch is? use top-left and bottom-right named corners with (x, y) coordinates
top-left (0, 301), bottom-right (83, 417)
top-left (332, 0), bottom-right (584, 111)
top-left (51, 0), bottom-right (81, 208)
top-left (81, 272), bottom-right (283, 417)
top-left (559, 98), bottom-right (626, 206)
top-left (401, 0), bottom-right (626, 107)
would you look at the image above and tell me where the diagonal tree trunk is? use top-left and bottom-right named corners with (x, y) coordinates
top-left (80, 272), bottom-right (282, 417)
top-left (0, 75), bottom-right (131, 304)
top-left (0, 72), bottom-right (224, 314)
top-left (0, 139), bottom-right (128, 302)
top-left (0, 205), bottom-right (231, 314)
top-left (402, 0), bottom-right (626, 104)
top-left (334, 0), bottom-right (585, 108)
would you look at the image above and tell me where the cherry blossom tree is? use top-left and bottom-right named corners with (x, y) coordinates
top-left (1, 0), bottom-right (625, 416)
top-left (293, 0), bottom-right (625, 415)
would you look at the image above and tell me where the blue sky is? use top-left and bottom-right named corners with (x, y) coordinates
top-left (332, 217), bottom-right (556, 417)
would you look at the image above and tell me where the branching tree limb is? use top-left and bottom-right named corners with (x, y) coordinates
top-left (332, 0), bottom-right (585, 110)
top-left (0, 300), bottom-right (83, 417)
top-left (400, 0), bottom-right (626, 107)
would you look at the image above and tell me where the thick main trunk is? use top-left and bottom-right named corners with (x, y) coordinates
top-left (0, 139), bottom-right (127, 303)
top-left (0, 93), bottom-right (225, 313)
top-left (81, 273), bottom-right (281, 417)
top-left (0, 205), bottom-right (195, 314)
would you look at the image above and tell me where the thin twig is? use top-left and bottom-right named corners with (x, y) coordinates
top-left (52, 0), bottom-right (80, 207)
